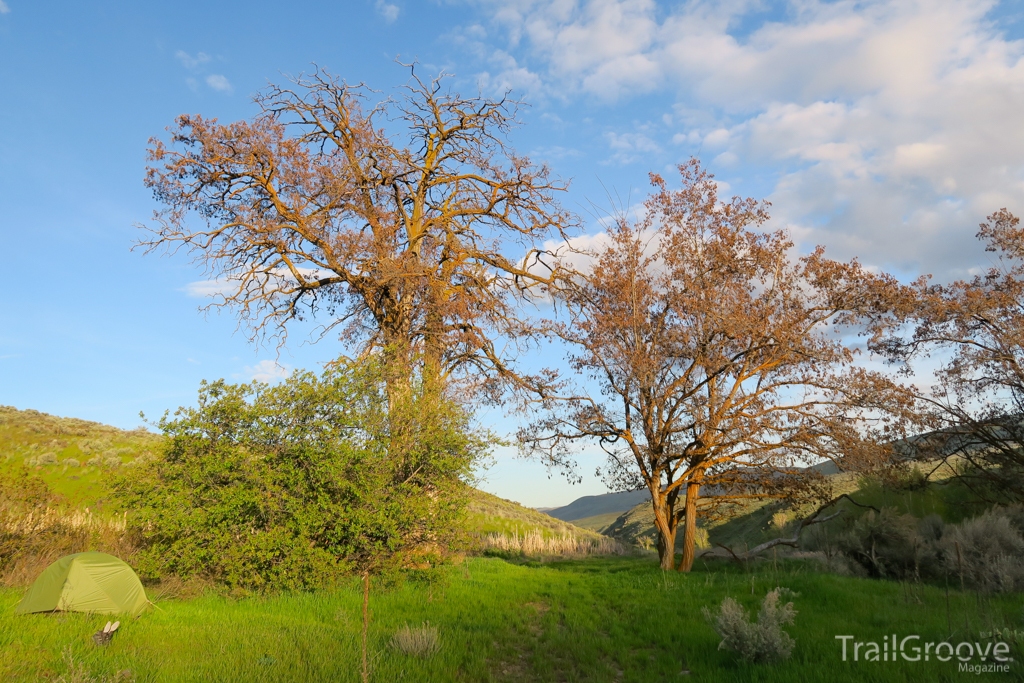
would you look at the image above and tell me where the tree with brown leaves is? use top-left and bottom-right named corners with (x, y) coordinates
top-left (882, 209), bottom-right (1024, 503)
top-left (140, 68), bottom-right (573, 403)
top-left (522, 160), bottom-right (916, 571)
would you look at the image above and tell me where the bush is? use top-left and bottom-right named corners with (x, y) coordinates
top-left (703, 589), bottom-right (797, 663)
top-left (939, 509), bottom-right (1024, 593)
top-left (118, 361), bottom-right (490, 593)
top-left (837, 508), bottom-right (928, 579)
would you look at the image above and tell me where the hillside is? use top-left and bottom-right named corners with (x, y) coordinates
top-left (467, 489), bottom-right (614, 543)
top-left (602, 461), bottom-right (979, 554)
top-left (0, 405), bottom-right (162, 507)
top-left (544, 490), bottom-right (650, 524)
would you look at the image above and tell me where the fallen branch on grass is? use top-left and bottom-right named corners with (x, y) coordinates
top-left (710, 494), bottom-right (880, 563)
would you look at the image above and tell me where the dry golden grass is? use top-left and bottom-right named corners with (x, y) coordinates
top-left (479, 529), bottom-right (627, 557)
top-left (390, 623), bottom-right (441, 658)
top-left (1, 498), bottom-right (133, 588)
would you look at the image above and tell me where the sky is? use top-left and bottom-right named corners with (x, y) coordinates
top-left (2, 0), bottom-right (1024, 507)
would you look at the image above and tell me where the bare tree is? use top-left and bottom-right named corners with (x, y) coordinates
top-left (882, 209), bottom-right (1024, 503)
top-left (522, 160), bottom-right (917, 571)
top-left (140, 67), bottom-right (574, 402)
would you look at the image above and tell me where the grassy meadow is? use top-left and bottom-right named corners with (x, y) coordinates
top-left (3, 555), bottom-right (1022, 682)
top-left (3, 406), bottom-right (1024, 681)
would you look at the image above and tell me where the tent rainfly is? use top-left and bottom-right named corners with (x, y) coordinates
top-left (15, 552), bottom-right (148, 617)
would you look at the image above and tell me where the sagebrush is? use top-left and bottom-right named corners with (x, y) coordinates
top-left (703, 589), bottom-right (797, 663)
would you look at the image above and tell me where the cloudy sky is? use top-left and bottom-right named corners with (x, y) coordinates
top-left (1, 0), bottom-right (1023, 506)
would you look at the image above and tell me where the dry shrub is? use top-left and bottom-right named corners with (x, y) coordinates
top-left (703, 589), bottom-right (797, 663)
top-left (390, 623), bottom-right (440, 658)
top-left (940, 509), bottom-right (1024, 593)
top-left (478, 529), bottom-right (627, 557)
top-left (830, 504), bottom-right (1024, 591)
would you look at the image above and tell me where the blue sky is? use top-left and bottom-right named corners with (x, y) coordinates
top-left (2, 0), bottom-right (1024, 507)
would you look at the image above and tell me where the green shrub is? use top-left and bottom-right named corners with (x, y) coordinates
top-left (117, 361), bottom-right (489, 593)
top-left (703, 589), bottom-right (797, 663)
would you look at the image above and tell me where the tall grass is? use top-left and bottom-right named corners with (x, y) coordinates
top-left (0, 505), bottom-right (132, 588)
top-left (478, 529), bottom-right (628, 557)
top-left (2, 508), bottom-right (127, 535)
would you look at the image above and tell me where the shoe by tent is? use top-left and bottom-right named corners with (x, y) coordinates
top-left (15, 552), bottom-right (148, 617)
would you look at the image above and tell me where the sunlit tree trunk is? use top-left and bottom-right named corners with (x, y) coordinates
top-left (677, 481), bottom-right (701, 572)
top-left (650, 490), bottom-right (678, 570)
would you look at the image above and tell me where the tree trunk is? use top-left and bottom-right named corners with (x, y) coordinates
top-left (650, 495), bottom-right (677, 570)
top-left (677, 481), bottom-right (701, 572)
top-left (362, 571), bottom-right (370, 683)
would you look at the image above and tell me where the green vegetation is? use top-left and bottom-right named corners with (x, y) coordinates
top-left (2, 555), bottom-right (1021, 682)
top-left (466, 490), bottom-right (606, 540)
top-left (0, 406), bottom-right (161, 508)
top-left (600, 463), bottom-right (983, 554)
top-left (118, 364), bottom-right (488, 592)
top-left (4, 403), bottom-right (1024, 681)
top-left (566, 511), bottom-right (621, 533)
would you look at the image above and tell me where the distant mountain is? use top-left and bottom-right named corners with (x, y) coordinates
top-left (545, 490), bottom-right (651, 522)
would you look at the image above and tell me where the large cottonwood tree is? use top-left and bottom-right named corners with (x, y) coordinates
top-left (141, 69), bottom-right (573, 402)
top-left (522, 160), bottom-right (917, 571)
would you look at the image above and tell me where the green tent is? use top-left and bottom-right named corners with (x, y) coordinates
top-left (15, 552), bottom-right (148, 617)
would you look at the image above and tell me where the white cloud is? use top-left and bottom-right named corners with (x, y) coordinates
top-left (206, 74), bottom-right (232, 93)
top-left (184, 267), bottom-right (328, 299)
top-left (175, 50), bottom-right (210, 69)
top-left (477, 50), bottom-right (545, 98)
top-left (242, 360), bottom-right (291, 383)
top-left (476, 0), bottom-right (1024, 280)
top-left (0, 1), bottom-right (10, 14)
top-left (604, 130), bottom-right (661, 164)
top-left (376, 0), bottom-right (399, 22)
top-left (184, 278), bottom-right (235, 298)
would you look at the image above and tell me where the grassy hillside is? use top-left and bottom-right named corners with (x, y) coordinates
top-left (0, 406), bottom-right (161, 508)
top-left (603, 462), bottom-right (984, 553)
top-left (568, 511), bottom-right (623, 533)
top-left (544, 490), bottom-right (650, 523)
top-left (466, 489), bottom-right (614, 543)
top-left (3, 555), bottom-right (1019, 682)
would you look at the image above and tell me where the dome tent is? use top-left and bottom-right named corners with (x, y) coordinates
top-left (15, 552), bottom-right (148, 617)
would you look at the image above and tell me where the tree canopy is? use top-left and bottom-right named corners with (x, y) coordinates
top-left (883, 209), bottom-right (1024, 503)
top-left (141, 68), bottom-right (574, 400)
top-left (523, 160), bottom-right (917, 570)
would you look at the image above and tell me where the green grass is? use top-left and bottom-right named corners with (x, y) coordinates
top-left (2, 555), bottom-right (1021, 682)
